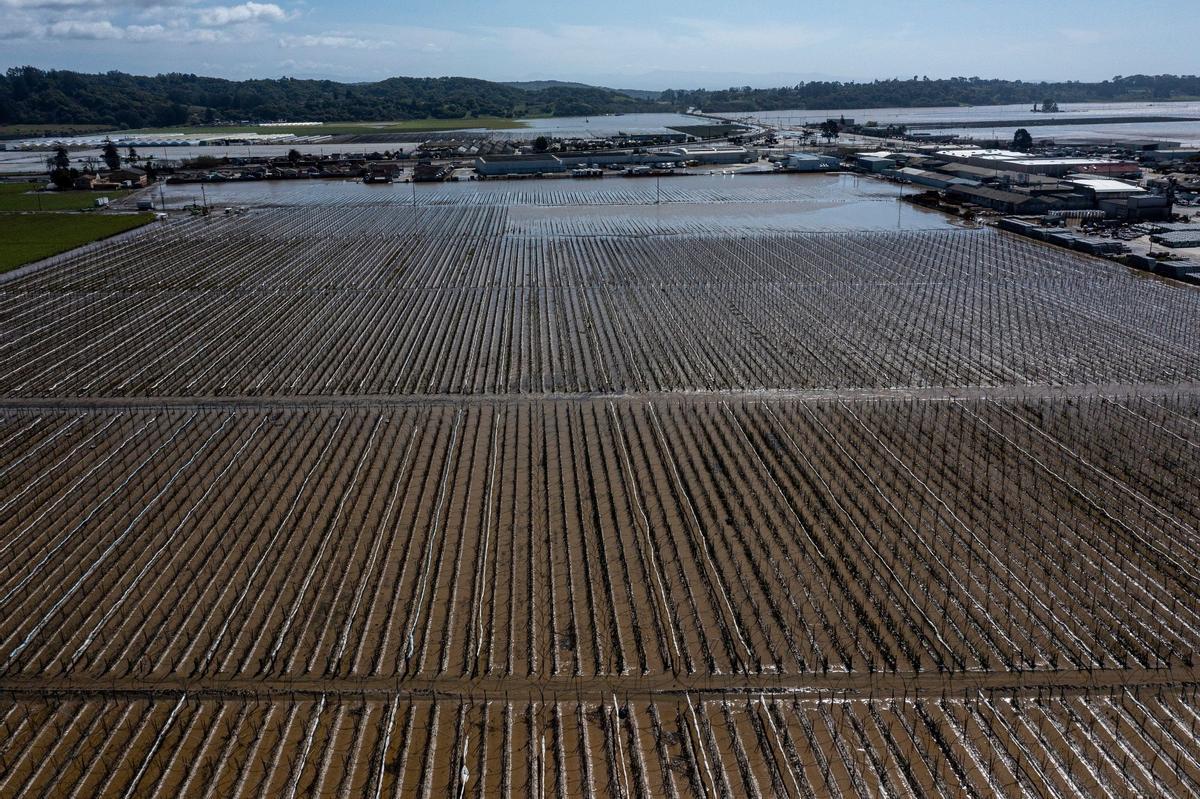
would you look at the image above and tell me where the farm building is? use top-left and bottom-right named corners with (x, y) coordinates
top-left (104, 167), bottom-right (149, 187)
top-left (72, 174), bottom-right (124, 191)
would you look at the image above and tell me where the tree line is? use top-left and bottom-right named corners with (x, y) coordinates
top-left (0, 67), bottom-right (658, 128)
top-left (2, 68), bottom-right (1198, 128)
top-left (665, 74), bottom-right (1200, 112)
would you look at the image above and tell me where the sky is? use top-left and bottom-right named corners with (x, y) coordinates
top-left (2, 0), bottom-right (1197, 89)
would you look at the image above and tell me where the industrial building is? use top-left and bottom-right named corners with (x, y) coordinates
top-left (887, 166), bottom-right (978, 189)
top-left (665, 144), bottom-right (752, 164)
top-left (1005, 158), bottom-right (1140, 177)
top-left (1064, 175), bottom-right (1146, 201)
top-left (785, 153), bottom-right (840, 171)
top-left (1098, 195), bottom-right (1172, 221)
top-left (853, 154), bottom-right (897, 172)
top-left (946, 185), bottom-right (1060, 215)
top-left (1143, 149), bottom-right (1200, 164)
top-left (935, 148), bottom-right (1139, 178)
top-left (474, 153), bottom-right (565, 176)
top-left (556, 151), bottom-right (648, 168)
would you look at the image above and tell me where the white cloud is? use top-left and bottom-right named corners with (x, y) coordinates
top-left (0, 0), bottom-right (100, 8)
top-left (43, 18), bottom-right (124, 38)
top-left (0, 0), bottom-right (191, 8)
top-left (0, 0), bottom-right (289, 46)
top-left (3, 15), bottom-right (244, 42)
top-left (0, 22), bottom-right (38, 38)
top-left (278, 33), bottom-right (389, 50)
top-left (197, 1), bottom-right (285, 26)
top-left (127, 22), bottom-right (226, 43)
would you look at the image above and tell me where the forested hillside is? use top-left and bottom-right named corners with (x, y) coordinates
top-left (665, 74), bottom-right (1200, 112)
top-left (0, 68), bottom-right (657, 127)
top-left (2, 67), bottom-right (1198, 128)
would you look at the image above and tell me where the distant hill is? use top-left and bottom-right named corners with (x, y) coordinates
top-left (614, 88), bottom-right (663, 101)
top-left (3, 68), bottom-right (1198, 129)
top-left (662, 75), bottom-right (1200, 113)
top-left (505, 80), bottom-right (661, 101)
top-left (0, 68), bottom-right (662, 128)
top-left (502, 80), bottom-right (596, 91)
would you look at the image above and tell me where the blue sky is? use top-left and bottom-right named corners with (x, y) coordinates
top-left (2, 0), bottom-right (1196, 88)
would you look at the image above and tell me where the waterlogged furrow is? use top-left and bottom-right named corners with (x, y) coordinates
top-left (0, 395), bottom-right (1196, 684)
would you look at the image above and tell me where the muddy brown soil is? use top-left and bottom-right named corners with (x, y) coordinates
top-left (1, 194), bottom-right (1199, 797)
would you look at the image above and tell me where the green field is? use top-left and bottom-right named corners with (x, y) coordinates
top-left (0, 213), bottom-right (154, 273)
top-left (128, 117), bottom-right (529, 136)
top-left (0, 183), bottom-right (132, 212)
top-left (0, 124), bottom-right (117, 140)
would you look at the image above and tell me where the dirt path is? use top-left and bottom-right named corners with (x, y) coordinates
top-left (5, 665), bottom-right (1197, 705)
top-left (3, 379), bottom-right (1199, 413)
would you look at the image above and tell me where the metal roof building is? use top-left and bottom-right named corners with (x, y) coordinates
top-left (1065, 175), bottom-right (1146, 199)
top-left (786, 153), bottom-right (841, 171)
top-left (474, 154), bottom-right (565, 176)
top-left (936, 149), bottom-right (1139, 177)
top-left (665, 144), bottom-right (753, 164)
top-left (947, 185), bottom-right (1058, 214)
top-left (853, 154), bottom-right (897, 173)
top-left (889, 167), bottom-right (979, 189)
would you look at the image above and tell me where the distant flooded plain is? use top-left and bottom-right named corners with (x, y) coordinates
top-left (155, 172), bottom-right (961, 232)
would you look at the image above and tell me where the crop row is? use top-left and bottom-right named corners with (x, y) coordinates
top-left (2, 686), bottom-right (1200, 798)
top-left (1, 217), bottom-right (1197, 397)
top-left (0, 395), bottom-right (1195, 682)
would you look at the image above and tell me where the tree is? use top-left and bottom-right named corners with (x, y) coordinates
top-left (102, 139), bottom-right (120, 171)
top-left (287, 148), bottom-right (301, 164)
top-left (532, 136), bottom-right (549, 153)
top-left (127, 146), bottom-right (138, 162)
top-left (819, 120), bottom-right (839, 142)
top-left (184, 155), bottom-right (222, 169)
top-left (1012, 128), bottom-right (1034, 152)
top-left (1040, 98), bottom-right (1059, 113)
top-left (49, 168), bottom-right (75, 190)
top-left (52, 145), bottom-right (70, 171)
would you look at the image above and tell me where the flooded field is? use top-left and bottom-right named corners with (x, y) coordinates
top-left (732, 100), bottom-right (1200, 127)
top-left (0, 142), bottom-right (422, 176)
top-left (734, 100), bottom-right (1200, 146)
top-left (511, 112), bottom-right (706, 138)
top-left (2, 174), bottom-right (1199, 797)
top-left (153, 173), bottom-right (958, 232)
top-left (915, 120), bottom-right (1200, 147)
top-left (0, 112), bottom-right (703, 174)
